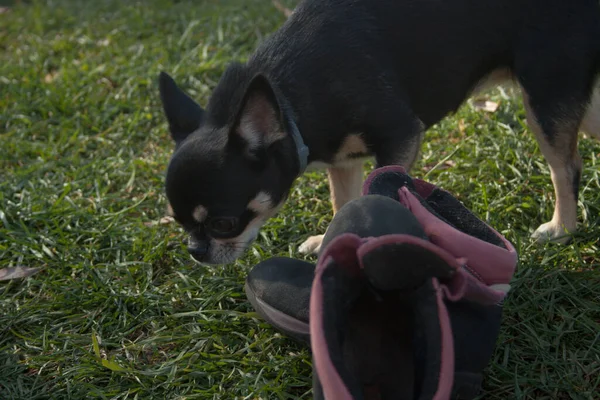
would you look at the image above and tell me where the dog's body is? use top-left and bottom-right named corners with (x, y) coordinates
top-left (160, 0), bottom-right (600, 265)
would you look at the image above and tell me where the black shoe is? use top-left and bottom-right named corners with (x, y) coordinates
top-left (245, 256), bottom-right (313, 343)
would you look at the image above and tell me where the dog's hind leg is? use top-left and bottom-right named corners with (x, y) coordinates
top-left (298, 163), bottom-right (364, 255)
top-left (516, 4), bottom-right (600, 244)
top-left (518, 74), bottom-right (590, 244)
top-left (522, 88), bottom-right (584, 244)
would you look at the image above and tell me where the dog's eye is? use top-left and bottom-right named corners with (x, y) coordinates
top-left (206, 217), bottom-right (238, 235)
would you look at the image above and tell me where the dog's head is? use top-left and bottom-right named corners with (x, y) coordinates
top-left (158, 66), bottom-right (301, 265)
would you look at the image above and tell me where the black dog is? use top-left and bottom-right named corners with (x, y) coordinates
top-left (159, 0), bottom-right (600, 265)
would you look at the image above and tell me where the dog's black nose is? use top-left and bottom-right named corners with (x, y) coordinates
top-left (188, 240), bottom-right (209, 261)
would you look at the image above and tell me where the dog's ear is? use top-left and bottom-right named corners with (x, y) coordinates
top-left (233, 74), bottom-right (286, 155)
top-left (158, 72), bottom-right (205, 145)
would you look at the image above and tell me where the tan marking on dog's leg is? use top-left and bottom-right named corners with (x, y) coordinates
top-left (298, 163), bottom-right (364, 255)
top-left (522, 93), bottom-right (581, 244)
top-left (327, 163), bottom-right (365, 213)
top-left (333, 134), bottom-right (369, 164)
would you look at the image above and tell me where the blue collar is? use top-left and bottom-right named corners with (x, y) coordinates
top-left (286, 116), bottom-right (309, 174)
top-left (278, 91), bottom-right (309, 174)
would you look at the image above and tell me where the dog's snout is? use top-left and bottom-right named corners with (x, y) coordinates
top-left (188, 240), bottom-right (209, 261)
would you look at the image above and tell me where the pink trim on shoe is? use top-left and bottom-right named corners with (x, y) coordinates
top-left (310, 234), bottom-right (363, 400)
top-left (310, 231), bottom-right (506, 400)
top-left (356, 234), bottom-right (506, 305)
top-left (413, 178), bottom-right (437, 198)
top-left (432, 278), bottom-right (455, 400)
top-left (398, 187), bottom-right (516, 286)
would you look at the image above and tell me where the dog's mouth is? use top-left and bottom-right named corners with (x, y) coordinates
top-left (182, 198), bottom-right (284, 265)
top-left (187, 228), bottom-right (261, 265)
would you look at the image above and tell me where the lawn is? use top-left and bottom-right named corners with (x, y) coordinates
top-left (1, 0), bottom-right (599, 399)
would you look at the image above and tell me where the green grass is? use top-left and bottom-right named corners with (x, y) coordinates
top-left (0, 0), bottom-right (599, 398)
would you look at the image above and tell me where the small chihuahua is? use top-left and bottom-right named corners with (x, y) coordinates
top-left (159, 0), bottom-right (600, 265)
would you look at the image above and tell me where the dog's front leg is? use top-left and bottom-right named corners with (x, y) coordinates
top-left (298, 163), bottom-right (364, 255)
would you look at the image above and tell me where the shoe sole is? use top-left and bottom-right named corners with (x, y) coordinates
top-left (244, 281), bottom-right (311, 344)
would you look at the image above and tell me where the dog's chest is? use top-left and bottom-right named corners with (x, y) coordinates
top-left (306, 134), bottom-right (371, 171)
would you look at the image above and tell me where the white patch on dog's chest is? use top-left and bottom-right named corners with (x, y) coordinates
top-left (306, 134), bottom-right (371, 171)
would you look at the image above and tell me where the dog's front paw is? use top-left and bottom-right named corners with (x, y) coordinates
top-left (298, 235), bottom-right (324, 255)
top-left (531, 221), bottom-right (574, 245)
